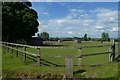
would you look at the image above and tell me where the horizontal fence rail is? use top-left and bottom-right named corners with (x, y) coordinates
top-left (1, 40), bottom-right (117, 67)
top-left (81, 52), bottom-right (111, 57)
top-left (77, 39), bottom-right (116, 66)
top-left (79, 45), bottom-right (111, 49)
top-left (1, 41), bottom-right (111, 49)
top-left (2, 44), bottom-right (37, 56)
top-left (1, 42), bottom-right (75, 49)
top-left (1, 42), bottom-right (41, 65)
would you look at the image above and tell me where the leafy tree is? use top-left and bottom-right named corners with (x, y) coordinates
top-left (102, 32), bottom-right (106, 41)
top-left (83, 34), bottom-right (87, 41)
top-left (40, 32), bottom-right (49, 41)
top-left (73, 37), bottom-right (79, 40)
top-left (2, 2), bottom-right (39, 42)
top-left (88, 37), bottom-right (91, 41)
top-left (101, 32), bottom-right (110, 41)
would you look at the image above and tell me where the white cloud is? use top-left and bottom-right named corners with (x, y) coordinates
top-left (68, 9), bottom-right (89, 19)
top-left (41, 12), bottom-right (49, 15)
top-left (68, 31), bottom-right (73, 34)
top-left (96, 9), bottom-right (118, 23)
top-left (92, 8), bottom-right (112, 13)
top-left (97, 11), bottom-right (117, 19)
top-left (78, 33), bottom-right (81, 34)
top-left (37, 8), bottom-right (118, 38)
top-left (69, 9), bottom-right (85, 13)
top-left (69, 9), bottom-right (77, 12)
top-left (110, 27), bottom-right (118, 32)
top-left (65, 27), bottom-right (73, 30)
top-left (95, 26), bottom-right (104, 30)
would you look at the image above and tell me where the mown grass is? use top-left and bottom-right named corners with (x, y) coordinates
top-left (2, 41), bottom-right (120, 79)
top-left (2, 51), bottom-right (66, 78)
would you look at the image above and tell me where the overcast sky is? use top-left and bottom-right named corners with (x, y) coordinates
top-left (32, 2), bottom-right (118, 38)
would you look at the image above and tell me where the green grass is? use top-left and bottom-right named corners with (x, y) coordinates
top-left (44, 41), bottom-right (110, 47)
top-left (2, 51), bottom-right (66, 78)
top-left (2, 41), bottom-right (120, 78)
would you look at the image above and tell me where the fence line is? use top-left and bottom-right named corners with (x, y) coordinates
top-left (78, 45), bottom-right (111, 49)
top-left (81, 52), bottom-right (111, 57)
top-left (1, 41), bottom-right (112, 49)
top-left (2, 45), bottom-right (37, 56)
top-left (77, 39), bottom-right (116, 66)
top-left (1, 41), bottom-right (115, 64)
top-left (1, 40), bottom-right (117, 78)
top-left (2, 42), bottom-right (40, 65)
top-left (1, 41), bottom-right (116, 62)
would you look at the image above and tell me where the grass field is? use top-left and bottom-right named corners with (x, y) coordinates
top-left (2, 41), bottom-right (120, 79)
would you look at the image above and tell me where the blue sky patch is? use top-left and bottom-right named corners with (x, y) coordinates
top-left (32, 2), bottom-right (118, 38)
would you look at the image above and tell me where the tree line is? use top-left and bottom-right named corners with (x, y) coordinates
top-left (38, 32), bottom-right (112, 42)
top-left (2, 2), bottom-right (39, 43)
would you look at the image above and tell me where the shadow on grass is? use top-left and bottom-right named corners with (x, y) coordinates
top-left (115, 55), bottom-right (120, 62)
top-left (40, 59), bottom-right (78, 67)
top-left (19, 53), bottom-right (103, 68)
top-left (16, 53), bottom-right (62, 67)
top-left (73, 70), bottom-right (86, 75)
top-left (23, 54), bottom-right (63, 67)
top-left (25, 55), bottom-right (79, 67)
top-left (81, 64), bottom-right (102, 67)
top-left (40, 58), bottom-right (65, 67)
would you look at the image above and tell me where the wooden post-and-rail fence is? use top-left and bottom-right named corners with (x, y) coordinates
top-left (1, 39), bottom-right (116, 78)
top-left (78, 39), bottom-right (116, 66)
top-left (1, 42), bottom-right (41, 66)
top-left (109, 39), bottom-right (116, 62)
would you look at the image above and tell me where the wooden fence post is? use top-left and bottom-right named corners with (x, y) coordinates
top-left (4, 43), bottom-right (6, 51)
top-left (66, 55), bottom-right (73, 78)
top-left (11, 45), bottom-right (13, 53)
top-left (7, 43), bottom-right (9, 52)
top-left (10, 44), bottom-right (12, 53)
top-left (112, 39), bottom-right (115, 62)
top-left (109, 39), bottom-right (115, 62)
top-left (109, 46), bottom-right (112, 62)
top-left (3, 43), bottom-right (5, 54)
top-left (23, 46), bottom-right (26, 61)
top-left (16, 45), bottom-right (18, 57)
top-left (78, 48), bottom-right (82, 66)
top-left (37, 48), bottom-right (40, 66)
